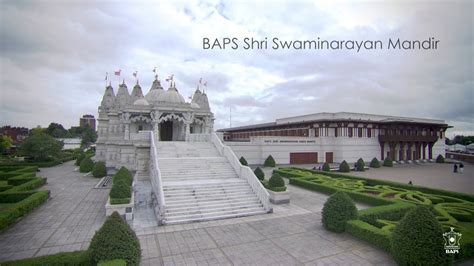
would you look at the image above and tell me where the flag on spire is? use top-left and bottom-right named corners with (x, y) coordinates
top-left (203, 81), bottom-right (207, 87)
top-left (114, 69), bottom-right (121, 76)
top-left (152, 67), bottom-right (156, 73)
top-left (165, 74), bottom-right (174, 81)
top-left (199, 77), bottom-right (202, 84)
top-left (105, 72), bottom-right (108, 81)
top-left (133, 71), bottom-right (138, 78)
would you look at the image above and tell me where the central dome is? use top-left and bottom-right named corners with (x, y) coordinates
top-left (157, 84), bottom-right (186, 104)
top-left (145, 79), bottom-right (164, 105)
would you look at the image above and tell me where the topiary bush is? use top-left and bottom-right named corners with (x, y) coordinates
top-left (79, 157), bottom-right (94, 173)
top-left (391, 206), bottom-right (451, 266)
top-left (436, 154), bottom-right (445, 163)
top-left (239, 156), bottom-right (248, 166)
top-left (322, 162), bottom-right (331, 172)
top-left (383, 157), bottom-right (393, 167)
top-left (75, 153), bottom-right (85, 166)
top-left (92, 161), bottom-right (107, 178)
top-left (268, 173), bottom-right (285, 188)
top-left (109, 181), bottom-right (131, 199)
top-left (264, 155), bottom-right (276, 167)
top-left (254, 167), bottom-right (264, 181)
top-left (322, 191), bottom-right (358, 233)
top-left (113, 166), bottom-right (133, 185)
top-left (339, 160), bottom-right (350, 172)
top-left (89, 212), bottom-right (141, 266)
top-left (356, 158), bottom-right (365, 171)
top-left (370, 157), bottom-right (381, 168)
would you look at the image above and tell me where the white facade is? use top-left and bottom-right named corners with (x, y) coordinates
top-left (96, 78), bottom-right (214, 172)
top-left (220, 112), bottom-right (448, 165)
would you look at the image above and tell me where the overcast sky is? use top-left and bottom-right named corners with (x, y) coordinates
top-left (0, 0), bottom-right (472, 137)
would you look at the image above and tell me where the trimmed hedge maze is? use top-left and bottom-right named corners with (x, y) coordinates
top-left (275, 167), bottom-right (474, 261)
top-left (0, 166), bottom-right (49, 230)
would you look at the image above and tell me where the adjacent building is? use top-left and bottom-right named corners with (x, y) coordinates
top-left (0, 126), bottom-right (30, 146)
top-left (218, 112), bottom-right (449, 165)
top-left (80, 114), bottom-right (96, 131)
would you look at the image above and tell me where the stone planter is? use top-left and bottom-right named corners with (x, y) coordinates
top-left (267, 188), bottom-right (290, 204)
top-left (105, 192), bottom-right (135, 221)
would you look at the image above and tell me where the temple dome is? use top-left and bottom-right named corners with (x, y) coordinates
top-left (133, 98), bottom-right (149, 106)
top-left (157, 83), bottom-right (185, 104)
top-left (100, 84), bottom-right (115, 110)
top-left (145, 79), bottom-right (164, 105)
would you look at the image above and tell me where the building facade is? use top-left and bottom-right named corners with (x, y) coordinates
top-left (95, 77), bottom-right (214, 170)
top-left (218, 112), bottom-right (448, 165)
top-left (0, 126), bottom-right (30, 146)
top-left (80, 114), bottom-right (96, 131)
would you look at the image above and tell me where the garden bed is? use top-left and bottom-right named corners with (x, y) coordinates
top-left (275, 167), bottom-right (474, 261)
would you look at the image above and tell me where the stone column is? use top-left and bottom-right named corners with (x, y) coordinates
top-left (407, 142), bottom-right (413, 160)
top-left (428, 143), bottom-right (433, 159)
top-left (400, 142), bottom-right (405, 161)
top-left (121, 112), bottom-right (131, 140)
top-left (150, 110), bottom-right (160, 141)
top-left (380, 142), bottom-right (385, 160)
top-left (185, 122), bottom-right (191, 141)
top-left (422, 142), bottom-right (427, 159)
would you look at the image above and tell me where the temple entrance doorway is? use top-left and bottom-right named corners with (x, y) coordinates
top-left (160, 121), bottom-right (173, 141)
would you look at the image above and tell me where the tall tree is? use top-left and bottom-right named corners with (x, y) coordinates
top-left (0, 135), bottom-right (13, 154)
top-left (19, 133), bottom-right (63, 161)
top-left (81, 125), bottom-right (97, 147)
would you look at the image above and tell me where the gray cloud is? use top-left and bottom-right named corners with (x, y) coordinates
top-left (0, 0), bottom-right (472, 139)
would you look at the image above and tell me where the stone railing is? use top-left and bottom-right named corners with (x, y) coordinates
top-left (187, 133), bottom-right (210, 142)
top-left (130, 131), bottom-right (151, 141)
top-left (149, 132), bottom-right (166, 225)
top-left (210, 132), bottom-right (272, 213)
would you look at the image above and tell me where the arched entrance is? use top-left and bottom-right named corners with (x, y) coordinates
top-left (160, 121), bottom-right (173, 141)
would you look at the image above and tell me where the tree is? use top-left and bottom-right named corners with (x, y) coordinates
top-left (46, 123), bottom-right (68, 138)
top-left (81, 125), bottom-right (97, 147)
top-left (339, 160), bottom-right (350, 172)
top-left (239, 156), bottom-right (248, 166)
top-left (264, 155), bottom-right (276, 167)
top-left (322, 191), bottom-right (357, 233)
top-left (0, 135), bottom-right (13, 154)
top-left (254, 167), bottom-right (264, 181)
top-left (19, 133), bottom-right (63, 161)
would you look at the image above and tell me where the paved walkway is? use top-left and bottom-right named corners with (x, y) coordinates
top-left (0, 161), bottom-right (107, 262)
top-left (7, 161), bottom-right (471, 265)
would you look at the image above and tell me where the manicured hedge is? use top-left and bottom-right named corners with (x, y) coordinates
top-left (346, 220), bottom-right (392, 252)
top-left (436, 154), bottom-right (445, 163)
top-left (98, 259), bottom-right (127, 266)
top-left (391, 206), bottom-right (451, 265)
top-left (239, 156), bottom-right (248, 166)
top-left (92, 161), bottom-right (107, 178)
top-left (75, 153), bottom-right (86, 166)
top-left (113, 167), bottom-right (133, 185)
top-left (356, 158), bottom-right (365, 171)
top-left (0, 190), bottom-right (50, 231)
top-left (89, 212), bottom-right (141, 265)
top-left (6, 178), bottom-right (46, 192)
top-left (264, 155), bottom-right (276, 167)
top-left (370, 157), bottom-right (381, 168)
top-left (2, 250), bottom-right (91, 266)
top-left (0, 160), bottom-right (61, 168)
top-left (110, 167), bottom-right (133, 205)
top-left (322, 191), bottom-right (357, 233)
top-left (339, 160), bottom-right (350, 172)
top-left (322, 162), bottom-right (330, 172)
top-left (383, 157), bottom-right (393, 167)
top-left (79, 157), bottom-right (94, 173)
top-left (254, 167), bottom-right (264, 181)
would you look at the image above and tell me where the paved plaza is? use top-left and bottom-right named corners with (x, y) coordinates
top-left (1, 161), bottom-right (471, 265)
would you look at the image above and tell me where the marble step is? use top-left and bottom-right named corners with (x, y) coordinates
top-left (165, 209), bottom-right (267, 225)
top-left (166, 202), bottom-right (264, 217)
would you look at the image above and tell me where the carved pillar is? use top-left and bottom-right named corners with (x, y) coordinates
top-left (422, 142), bottom-right (427, 159)
top-left (380, 142), bottom-right (385, 160)
top-left (400, 142), bottom-right (405, 161)
top-left (428, 143), bottom-right (433, 159)
top-left (183, 112), bottom-right (193, 141)
top-left (389, 142), bottom-right (396, 160)
top-left (407, 142), bottom-right (413, 160)
top-left (121, 112), bottom-right (131, 140)
top-left (150, 110), bottom-right (160, 141)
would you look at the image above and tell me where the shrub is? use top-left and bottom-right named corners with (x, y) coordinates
top-left (268, 173), bottom-right (285, 188)
top-left (75, 153), bottom-right (85, 166)
top-left (254, 167), bottom-right (264, 181)
top-left (356, 158), bottom-right (365, 171)
top-left (79, 157), bottom-right (94, 173)
top-left (383, 157), bottom-right (393, 167)
top-left (0, 191), bottom-right (50, 231)
top-left (391, 206), bottom-right (451, 266)
top-left (322, 162), bottom-right (331, 172)
top-left (2, 250), bottom-right (91, 266)
top-left (264, 155), bottom-right (276, 167)
top-left (98, 259), bottom-right (127, 266)
top-left (370, 157), bottom-right (381, 168)
top-left (89, 212), bottom-right (141, 266)
top-left (109, 181), bottom-right (131, 199)
top-left (322, 191), bottom-right (358, 233)
top-left (239, 156), bottom-right (248, 166)
top-left (92, 161), bottom-right (107, 178)
top-left (339, 160), bottom-right (350, 172)
top-left (113, 167), bottom-right (133, 185)
top-left (436, 154), bottom-right (445, 163)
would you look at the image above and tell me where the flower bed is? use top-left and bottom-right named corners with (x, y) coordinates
top-left (275, 167), bottom-right (474, 261)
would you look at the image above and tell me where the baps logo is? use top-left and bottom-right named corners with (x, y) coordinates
top-left (443, 227), bottom-right (462, 254)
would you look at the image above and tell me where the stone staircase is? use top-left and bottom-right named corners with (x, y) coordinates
top-left (155, 141), bottom-right (267, 224)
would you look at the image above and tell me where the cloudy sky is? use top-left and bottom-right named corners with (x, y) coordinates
top-left (0, 0), bottom-right (472, 137)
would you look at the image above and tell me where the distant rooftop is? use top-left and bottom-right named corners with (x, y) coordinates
top-left (218, 112), bottom-right (448, 132)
